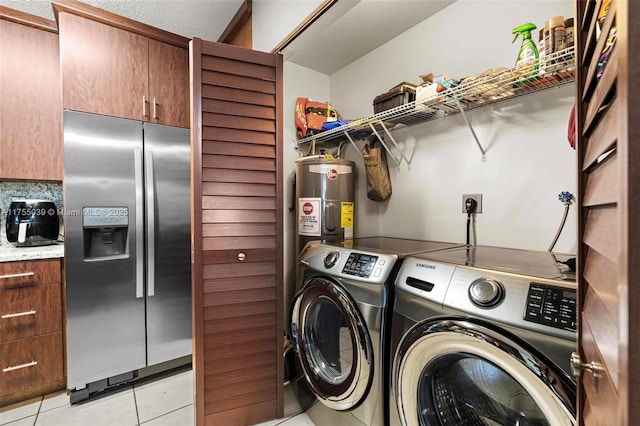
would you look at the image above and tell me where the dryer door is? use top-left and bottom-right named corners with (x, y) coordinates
top-left (291, 276), bottom-right (373, 411)
top-left (394, 319), bottom-right (576, 426)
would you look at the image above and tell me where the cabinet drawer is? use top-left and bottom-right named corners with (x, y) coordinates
top-left (0, 259), bottom-right (61, 289)
top-left (0, 332), bottom-right (64, 396)
top-left (1, 283), bottom-right (62, 342)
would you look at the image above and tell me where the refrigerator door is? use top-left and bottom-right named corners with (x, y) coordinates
top-left (143, 123), bottom-right (192, 364)
top-left (64, 111), bottom-right (146, 389)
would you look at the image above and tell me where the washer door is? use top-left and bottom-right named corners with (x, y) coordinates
top-left (291, 276), bottom-right (373, 411)
top-left (394, 319), bottom-right (576, 426)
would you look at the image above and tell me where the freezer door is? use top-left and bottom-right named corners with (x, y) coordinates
top-left (63, 111), bottom-right (146, 389)
top-left (143, 123), bottom-right (192, 365)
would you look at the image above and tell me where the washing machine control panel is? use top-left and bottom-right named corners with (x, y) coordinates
top-left (342, 252), bottom-right (379, 278)
top-left (524, 283), bottom-right (577, 332)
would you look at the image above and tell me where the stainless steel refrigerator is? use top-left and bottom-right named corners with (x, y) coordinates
top-left (63, 110), bottom-right (191, 402)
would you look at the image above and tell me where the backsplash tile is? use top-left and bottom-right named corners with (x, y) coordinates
top-left (0, 181), bottom-right (63, 245)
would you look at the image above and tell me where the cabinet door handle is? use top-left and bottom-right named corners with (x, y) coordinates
top-left (0, 272), bottom-right (35, 280)
top-left (142, 95), bottom-right (148, 117)
top-left (3, 361), bottom-right (37, 372)
top-left (152, 98), bottom-right (157, 119)
top-left (2, 310), bottom-right (36, 319)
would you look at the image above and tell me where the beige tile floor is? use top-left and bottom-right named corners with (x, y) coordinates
top-left (0, 368), bottom-right (314, 426)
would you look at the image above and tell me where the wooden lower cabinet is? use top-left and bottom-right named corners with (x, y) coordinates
top-left (1, 333), bottom-right (64, 398)
top-left (0, 259), bottom-right (65, 406)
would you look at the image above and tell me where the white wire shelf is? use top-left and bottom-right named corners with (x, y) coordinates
top-left (295, 47), bottom-right (575, 159)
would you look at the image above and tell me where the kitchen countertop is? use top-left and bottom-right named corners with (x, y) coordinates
top-left (0, 242), bottom-right (64, 262)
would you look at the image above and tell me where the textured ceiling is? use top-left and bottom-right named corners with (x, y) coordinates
top-left (0, 0), bottom-right (243, 41)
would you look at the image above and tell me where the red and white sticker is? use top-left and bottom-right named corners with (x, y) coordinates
top-left (298, 197), bottom-right (321, 236)
top-left (302, 202), bottom-right (314, 215)
top-left (327, 168), bottom-right (338, 180)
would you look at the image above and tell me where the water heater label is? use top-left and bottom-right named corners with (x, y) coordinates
top-left (341, 202), bottom-right (354, 228)
top-left (298, 197), bottom-right (321, 236)
top-left (309, 164), bottom-right (353, 175)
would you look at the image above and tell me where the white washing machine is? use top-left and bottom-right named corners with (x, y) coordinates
top-left (290, 237), bottom-right (462, 426)
top-left (389, 245), bottom-right (577, 426)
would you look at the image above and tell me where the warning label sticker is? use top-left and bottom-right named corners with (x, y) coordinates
top-left (341, 202), bottom-right (354, 228)
top-left (298, 197), bottom-right (321, 236)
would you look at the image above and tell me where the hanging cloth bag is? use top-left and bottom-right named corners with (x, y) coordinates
top-left (362, 137), bottom-right (392, 201)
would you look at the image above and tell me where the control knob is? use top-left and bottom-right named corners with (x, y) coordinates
top-left (468, 278), bottom-right (504, 307)
top-left (324, 251), bottom-right (340, 269)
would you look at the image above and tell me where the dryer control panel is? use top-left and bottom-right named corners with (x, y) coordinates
top-left (524, 283), bottom-right (577, 332)
top-left (342, 253), bottom-right (379, 278)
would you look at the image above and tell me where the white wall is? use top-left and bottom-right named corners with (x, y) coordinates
top-left (252, 0), bottom-right (323, 52)
top-left (328, 0), bottom-right (577, 254)
top-left (282, 62), bottom-right (331, 311)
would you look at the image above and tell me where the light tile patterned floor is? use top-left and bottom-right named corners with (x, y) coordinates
top-left (0, 369), bottom-right (314, 426)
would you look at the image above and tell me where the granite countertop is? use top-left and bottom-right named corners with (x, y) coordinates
top-left (0, 242), bottom-right (64, 262)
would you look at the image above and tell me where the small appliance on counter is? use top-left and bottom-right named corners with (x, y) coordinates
top-left (5, 199), bottom-right (60, 247)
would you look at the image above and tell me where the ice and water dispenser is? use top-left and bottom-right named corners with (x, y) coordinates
top-left (82, 207), bottom-right (129, 259)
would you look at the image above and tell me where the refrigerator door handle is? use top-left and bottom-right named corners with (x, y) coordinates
top-left (135, 148), bottom-right (144, 298)
top-left (146, 151), bottom-right (156, 297)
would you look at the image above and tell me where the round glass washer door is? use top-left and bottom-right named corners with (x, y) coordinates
top-left (291, 277), bottom-right (374, 411)
top-left (394, 319), bottom-right (576, 426)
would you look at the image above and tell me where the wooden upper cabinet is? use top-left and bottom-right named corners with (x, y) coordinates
top-left (58, 12), bottom-right (149, 122)
top-left (54, 0), bottom-right (189, 128)
top-left (149, 40), bottom-right (189, 128)
top-left (0, 8), bottom-right (62, 181)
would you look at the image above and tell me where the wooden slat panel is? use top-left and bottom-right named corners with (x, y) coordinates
top-left (581, 317), bottom-right (619, 426)
top-left (205, 289), bottom-right (276, 308)
top-left (204, 337), bottom-right (274, 360)
top-left (204, 261), bottom-right (276, 280)
top-left (582, 0), bottom-right (616, 100)
top-left (203, 70), bottom-right (275, 95)
top-left (204, 312), bottom-right (276, 335)
top-left (203, 126), bottom-right (275, 145)
top-left (202, 168), bottom-right (276, 184)
top-left (583, 101), bottom-right (617, 171)
top-left (201, 39), bottom-right (277, 67)
top-left (203, 154), bottom-right (275, 171)
top-left (203, 112), bottom-right (275, 133)
top-left (204, 275), bottom-right (276, 294)
top-left (203, 302), bottom-right (276, 321)
top-left (205, 387), bottom-right (275, 416)
top-left (206, 371), bottom-right (276, 395)
top-left (204, 350), bottom-right (275, 376)
top-left (203, 236), bottom-right (276, 251)
top-left (204, 400), bottom-right (276, 426)
top-left (583, 151), bottom-right (617, 206)
top-left (202, 84), bottom-right (275, 108)
top-left (206, 326), bottom-right (276, 349)
top-left (202, 210), bottom-right (276, 223)
top-left (203, 141), bottom-right (276, 159)
top-left (583, 284), bottom-right (619, 388)
top-left (202, 196), bottom-right (275, 211)
top-left (203, 223), bottom-right (276, 237)
top-left (202, 182), bottom-right (276, 197)
top-left (583, 248), bottom-right (617, 321)
top-left (193, 37), bottom-right (283, 425)
top-left (202, 98), bottom-right (275, 120)
top-left (201, 55), bottom-right (275, 81)
top-left (584, 49), bottom-right (617, 135)
top-left (583, 206), bottom-right (618, 262)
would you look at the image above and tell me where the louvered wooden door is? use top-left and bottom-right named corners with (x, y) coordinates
top-left (190, 39), bottom-right (283, 425)
top-left (575, 0), bottom-right (639, 424)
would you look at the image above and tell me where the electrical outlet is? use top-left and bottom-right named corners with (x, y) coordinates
top-left (462, 193), bottom-right (483, 213)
